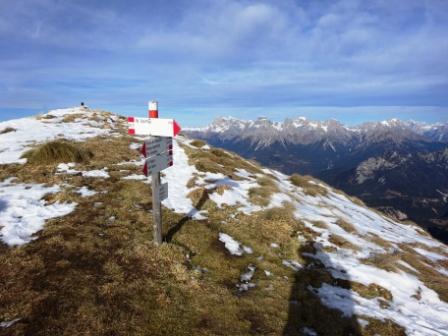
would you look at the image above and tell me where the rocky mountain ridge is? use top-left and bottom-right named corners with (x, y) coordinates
top-left (187, 116), bottom-right (448, 148)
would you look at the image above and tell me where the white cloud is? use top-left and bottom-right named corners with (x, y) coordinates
top-left (0, 0), bottom-right (447, 119)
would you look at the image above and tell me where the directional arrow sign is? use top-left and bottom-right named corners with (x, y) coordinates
top-left (159, 182), bottom-right (168, 201)
top-left (143, 152), bottom-right (173, 176)
top-left (140, 137), bottom-right (173, 158)
top-left (128, 117), bottom-right (181, 137)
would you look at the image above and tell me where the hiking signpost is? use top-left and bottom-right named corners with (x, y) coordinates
top-left (127, 101), bottom-right (181, 245)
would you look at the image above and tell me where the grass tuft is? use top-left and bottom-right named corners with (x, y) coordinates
top-left (190, 139), bottom-right (206, 148)
top-left (361, 251), bottom-right (400, 272)
top-left (37, 114), bottom-right (57, 120)
top-left (0, 126), bottom-right (16, 134)
top-left (21, 139), bottom-right (93, 165)
top-left (328, 234), bottom-right (361, 251)
top-left (336, 219), bottom-right (357, 234)
top-left (248, 176), bottom-right (279, 207)
top-left (289, 174), bottom-right (328, 197)
top-left (62, 113), bottom-right (84, 123)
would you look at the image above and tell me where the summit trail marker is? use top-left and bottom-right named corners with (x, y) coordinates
top-left (128, 101), bottom-right (181, 245)
top-left (127, 117), bottom-right (181, 137)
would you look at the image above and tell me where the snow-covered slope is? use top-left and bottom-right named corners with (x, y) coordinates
top-left (0, 108), bottom-right (447, 335)
top-left (159, 139), bottom-right (448, 336)
top-left (0, 107), bottom-right (119, 164)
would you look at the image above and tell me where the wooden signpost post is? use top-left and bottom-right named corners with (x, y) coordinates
top-left (127, 101), bottom-right (181, 245)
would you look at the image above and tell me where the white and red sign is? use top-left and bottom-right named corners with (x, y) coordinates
top-left (128, 117), bottom-right (181, 137)
top-left (143, 152), bottom-right (173, 176)
top-left (140, 137), bottom-right (173, 158)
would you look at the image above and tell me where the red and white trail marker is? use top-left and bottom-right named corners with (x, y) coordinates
top-left (128, 117), bottom-right (181, 137)
top-left (127, 100), bottom-right (180, 246)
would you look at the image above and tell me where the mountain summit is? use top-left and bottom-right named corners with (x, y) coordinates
top-left (0, 108), bottom-right (447, 335)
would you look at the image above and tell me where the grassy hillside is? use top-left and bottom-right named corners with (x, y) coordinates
top-left (0, 108), bottom-right (447, 336)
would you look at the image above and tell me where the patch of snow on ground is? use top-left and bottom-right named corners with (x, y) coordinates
top-left (0, 178), bottom-right (76, 246)
top-left (306, 238), bottom-right (448, 335)
top-left (302, 327), bottom-right (317, 336)
top-left (57, 163), bottom-right (79, 174)
top-left (0, 318), bottom-right (21, 329)
top-left (237, 264), bottom-right (256, 292)
top-left (161, 137), bottom-right (206, 219)
top-left (115, 159), bottom-right (144, 166)
top-left (129, 142), bottom-right (141, 150)
top-left (122, 174), bottom-right (148, 181)
top-left (0, 107), bottom-right (111, 164)
top-left (257, 167), bottom-right (448, 335)
top-left (219, 233), bottom-right (252, 256)
top-left (414, 247), bottom-right (447, 262)
top-left (206, 171), bottom-right (260, 211)
top-left (203, 169), bottom-right (292, 213)
top-left (314, 281), bottom-right (448, 336)
top-left (82, 169), bottom-right (109, 178)
top-left (77, 186), bottom-right (96, 197)
top-left (56, 163), bottom-right (110, 178)
top-left (282, 260), bottom-right (303, 271)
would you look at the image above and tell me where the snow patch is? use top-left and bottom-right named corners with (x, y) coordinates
top-left (0, 179), bottom-right (76, 246)
top-left (219, 233), bottom-right (252, 256)
top-left (82, 169), bottom-right (109, 178)
top-left (77, 186), bottom-right (96, 197)
top-left (0, 107), bottom-right (111, 164)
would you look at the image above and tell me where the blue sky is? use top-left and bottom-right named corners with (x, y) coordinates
top-left (0, 0), bottom-right (447, 127)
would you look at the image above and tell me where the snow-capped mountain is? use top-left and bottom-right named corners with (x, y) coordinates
top-left (187, 116), bottom-right (448, 148)
top-left (1, 107), bottom-right (447, 335)
top-left (185, 116), bottom-right (448, 243)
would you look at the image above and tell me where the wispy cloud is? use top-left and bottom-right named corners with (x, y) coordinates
top-left (0, 0), bottom-right (447, 125)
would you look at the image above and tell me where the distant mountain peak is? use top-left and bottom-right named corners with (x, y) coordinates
top-left (187, 116), bottom-right (448, 148)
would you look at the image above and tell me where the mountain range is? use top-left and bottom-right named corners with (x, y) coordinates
top-left (185, 117), bottom-right (448, 243)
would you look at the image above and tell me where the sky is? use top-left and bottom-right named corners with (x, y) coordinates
top-left (0, 0), bottom-right (447, 127)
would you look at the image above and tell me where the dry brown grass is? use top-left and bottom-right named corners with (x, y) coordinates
top-left (289, 174), bottom-right (328, 197)
top-left (351, 282), bottom-right (393, 302)
top-left (310, 220), bottom-right (329, 230)
top-left (21, 139), bottom-right (93, 165)
top-left (190, 139), bottom-right (206, 148)
top-left (0, 126), bottom-right (16, 134)
top-left (182, 143), bottom-right (263, 179)
top-left (62, 113), bottom-right (85, 123)
top-left (360, 317), bottom-right (406, 335)
top-left (329, 234), bottom-right (361, 251)
top-left (360, 251), bottom-right (401, 272)
top-left (358, 242), bottom-right (448, 303)
top-left (399, 244), bottom-right (448, 302)
top-left (336, 219), bottom-right (357, 234)
top-left (215, 184), bottom-right (232, 195)
top-left (365, 233), bottom-right (395, 250)
top-left (247, 176), bottom-right (279, 207)
top-left (36, 114), bottom-right (57, 120)
top-left (186, 176), bottom-right (198, 189)
top-left (350, 196), bottom-right (366, 207)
